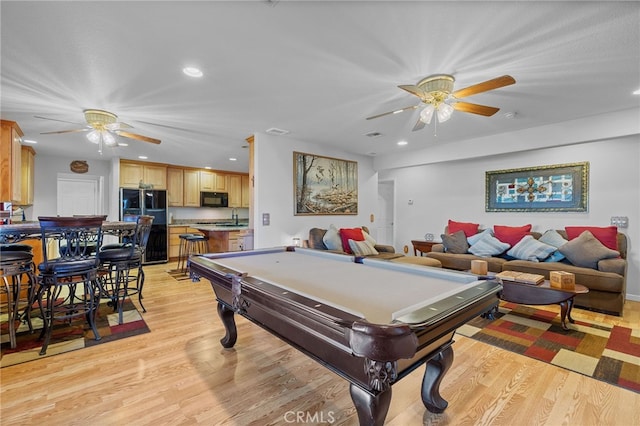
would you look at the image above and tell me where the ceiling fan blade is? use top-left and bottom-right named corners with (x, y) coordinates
top-left (366, 105), bottom-right (418, 120)
top-left (34, 115), bottom-right (84, 126)
top-left (106, 122), bottom-right (133, 131)
top-left (452, 75), bottom-right (516, 99)
top-left (398, 84), bottom-right (426, 98)
top-left (453, 102), bottom-right (500, 116)
top-left (412, 118), bottom-right (426, 131)
top-left (40, 128), bottom-right (89, 135)
top-left (117, 130), bottom-right (161, 144)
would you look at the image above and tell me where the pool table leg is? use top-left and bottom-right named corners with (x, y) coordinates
top-left (421, 345), bottom-right (453, 413)
top-left (217, 302), bottom-right (237, 348)
top-left (349, 383), bottom-right (391, 426)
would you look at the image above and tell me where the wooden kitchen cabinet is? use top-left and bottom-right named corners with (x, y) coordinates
top-left (20, 146), bottom-right (36, 205)
top-left (241, 174), bottom-right (250, 208)
top-left (227, 174), bottom-right (242, 207)
top-left (0, 120), bottom-right (24, 203)
top-left (167, 167), bottom-right (184, 206)
top-left (120, 161), bottom-right (167, 189)
top-left (183, 169), bottom-right (200, 207)
top-left (200, 170), bottom-right (227, 192)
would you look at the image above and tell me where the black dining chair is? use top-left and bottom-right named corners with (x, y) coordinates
top-left (34, 216), bottom-right (104, 355)
top-left (98, 215), bottom-right (153, 324)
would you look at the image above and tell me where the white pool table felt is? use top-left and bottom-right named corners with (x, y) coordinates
top-left (201, 249), bottom-right (481, 324)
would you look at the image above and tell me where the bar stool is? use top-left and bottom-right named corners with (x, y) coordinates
top-left (176, 233), bottom-right (195, 273)
top-left (179, 234), bottom-right (208, 275)
top-left (34, 216), bottom-right (104, 355)
top-left (98, 215), bottom-right (153, 324)
top-left (0, 244), bottom-right (36, 349)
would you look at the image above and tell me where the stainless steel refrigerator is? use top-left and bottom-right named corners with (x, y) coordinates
top-left (120, 188), bottom-right (168, 263)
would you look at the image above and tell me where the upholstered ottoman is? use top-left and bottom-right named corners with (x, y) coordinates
top-left (390, 256), bottom-right (442, 268)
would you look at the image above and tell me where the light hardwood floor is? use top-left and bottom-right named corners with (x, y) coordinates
top-left (1, 262), bottom-right (639, 425)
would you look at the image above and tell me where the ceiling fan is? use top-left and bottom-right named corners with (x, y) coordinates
top-left (367, 74), bottom-right (516, 131)
top-left (37, 109), bottom-right (161, 153)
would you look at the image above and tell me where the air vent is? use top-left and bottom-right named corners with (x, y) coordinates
top-left (266, 127), bottom-right (290, 136)
top-left (365, 131), bottom-right (382, 138)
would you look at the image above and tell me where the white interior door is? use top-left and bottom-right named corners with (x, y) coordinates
top-left (56, 174), bottom-right (103, 216)
top-left (375, 180), bottom-right (394, 245)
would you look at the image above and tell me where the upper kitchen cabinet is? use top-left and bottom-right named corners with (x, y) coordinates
top-left (227, 174), bottom-right (242, 208)
top-left (120, 160), bottom-right (167, 189)
top-left (200, 170), bottom-right (227, 192)
top-left (167, 167), bottom-right (200, 207)
top-left (20, 146), bottom-right (36, 205)
top-left (0, 120), bottom-right (24, 203)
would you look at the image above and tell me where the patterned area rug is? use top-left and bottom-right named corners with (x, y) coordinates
top-left (457, 302), bottom-right (640, 394)
top-left (1, 299), bottom-right (149, 367)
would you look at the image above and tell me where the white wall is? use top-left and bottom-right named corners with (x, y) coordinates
top-left (379, 135), bottom-right (640, 301)
top-left (28, 154), bottom-right (114, 220)
top-left (252, 132), bottom-right (378, 248)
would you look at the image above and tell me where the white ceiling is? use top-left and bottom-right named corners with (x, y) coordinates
top-left (1, 1), bottom-right (639, 173)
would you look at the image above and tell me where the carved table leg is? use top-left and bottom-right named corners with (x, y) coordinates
top-left (349, 384), bottom-right (391, 426)
top-left (421, 345), bottom-right (453, 413)
top-left (217, 302), bottom-right (237, 348)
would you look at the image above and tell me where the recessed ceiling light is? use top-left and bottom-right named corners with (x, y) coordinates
top-left (229, 157), bottom-right (237, 161)
top-left (633, 88), bottom-right (640, 95)
top-left (138, 155), bottom-right (148, 160)
top-left (183, 67), bottom-right (203, 78)
top-left (118, 142), bottom-right (128, 147)
top-left (397, 140), bottom-right (408, 146)
top-left (23, 139), bottom-right (37, 144)
top-left (204, 166), bottom-right (212, 169)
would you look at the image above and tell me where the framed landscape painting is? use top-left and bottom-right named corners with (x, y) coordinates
top-left (293, 152), bottom-right (358, 215)
top-left (485, 162), bottom-right (589, 212)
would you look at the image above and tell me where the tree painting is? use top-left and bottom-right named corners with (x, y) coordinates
top-left (294, 152), bottom-right (358, 215)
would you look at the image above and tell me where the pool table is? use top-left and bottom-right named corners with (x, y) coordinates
top-left (189, 247), bottom-right (501, 426)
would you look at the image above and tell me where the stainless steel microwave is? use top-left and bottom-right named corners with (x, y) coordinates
top-left (200, 192), bottom-right (228, 208)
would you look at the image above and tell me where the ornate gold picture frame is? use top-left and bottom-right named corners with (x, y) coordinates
top-left (486, 162), bottom-right (589, 212)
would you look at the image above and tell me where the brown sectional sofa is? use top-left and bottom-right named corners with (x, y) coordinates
top-left (426, 229), bottom-right (628, 315)
top-left (306, 226), bottom-right (442, 268)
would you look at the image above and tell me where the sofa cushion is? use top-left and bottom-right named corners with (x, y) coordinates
top-left (494, 224), bottom-right (532, 247)
top-left (559, 230), bottom-right (620, 269)
top-left (440, 230), bottom-right (469, 254)
top-left (565, 226), bottom-right (619, 251)
top-left (309, 228), bottom-right (329, 250)
top-left (507, 235), bottom-right (556, 262)
top-left (467, 228), bottom-right (493, 246)
top-left (539, 229), bottom-right (568, 262)
top-left (322, 225), bottom-right (344, 252)
top-left (448, 219), bottom-right (479, 237)
top-left (468, 232), bottom-right (510, 257)
top-left (348, 239), bottom-right (379, 256)
top-left (339, 228), bottom-right (364, 254)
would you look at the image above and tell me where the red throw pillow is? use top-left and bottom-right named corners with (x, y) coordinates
top-left (565, 226), bottom-right (618, 251)
top-left (493, 224), bottom-right (532, 247)
top-left (448, 220), bottom-right (479, 237)
top-left (339, 228), bottom-right (365, 254)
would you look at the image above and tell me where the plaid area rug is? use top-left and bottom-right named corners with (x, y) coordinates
top-left (1, 298), bottom-right (150, 368)
top-left (457, 302), bottom-right (640, 394)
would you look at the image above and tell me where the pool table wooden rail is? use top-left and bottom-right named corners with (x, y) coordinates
top-left (189, 247), bottom-right (501, 426)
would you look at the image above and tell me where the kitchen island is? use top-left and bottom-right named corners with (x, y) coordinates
top-left (191, 224), bottom-right (250, 253)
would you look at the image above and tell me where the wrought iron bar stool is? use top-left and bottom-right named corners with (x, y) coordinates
top-left (0, 244), bottom-right (36, 348)
top-left (98, 215), bottom-right (153, 324)
top-left (34, 216), bottom-right (104, 355)
top-left (180, 233), bottom-right (208, 275)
